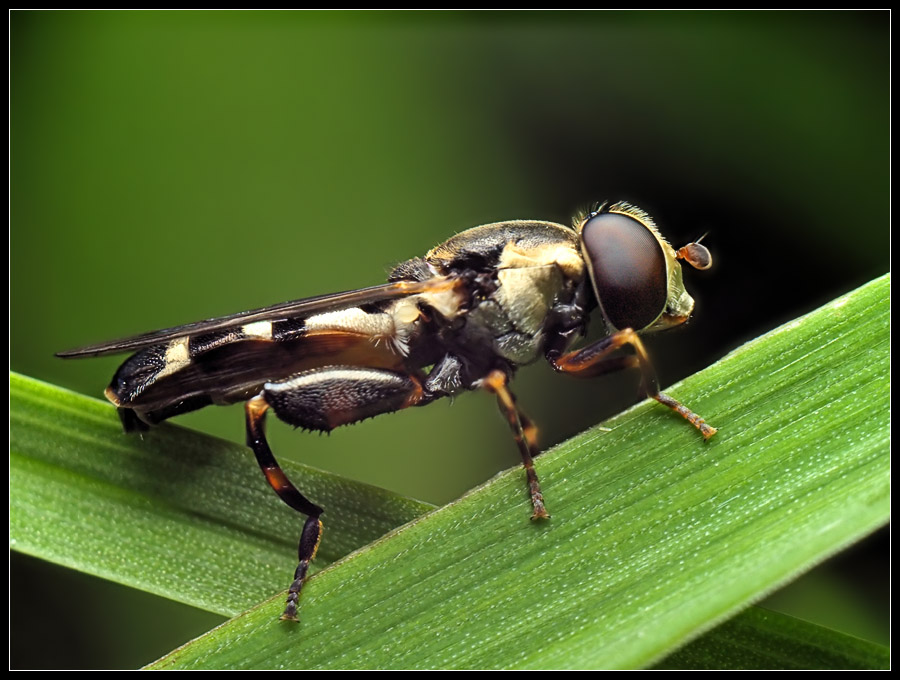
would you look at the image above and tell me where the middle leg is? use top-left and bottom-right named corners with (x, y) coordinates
top-left (482, 369), bottom-right (549, 520)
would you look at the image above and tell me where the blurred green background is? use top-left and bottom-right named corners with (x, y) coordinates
top-left (11, 11), bottom-right (888, 668)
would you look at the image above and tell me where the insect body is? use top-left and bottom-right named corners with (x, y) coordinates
top-left (58, 201), bottom-right (716, 621)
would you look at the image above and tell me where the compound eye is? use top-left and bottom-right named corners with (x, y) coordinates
top-left (581, 211), bottom-right (668, 330)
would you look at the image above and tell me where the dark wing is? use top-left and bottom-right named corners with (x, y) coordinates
top-left (57, 278), bottom-right (450, 358)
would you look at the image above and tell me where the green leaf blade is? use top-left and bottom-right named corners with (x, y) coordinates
top-left (146, 274), bottom-right (889, 669)
top-left (657, 607), bottom-right (889, 670)
top-left (10, 373), bottom-right (432, 616)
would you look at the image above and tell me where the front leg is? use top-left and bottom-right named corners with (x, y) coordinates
top-left (547, 328), bottom-right (717, 440)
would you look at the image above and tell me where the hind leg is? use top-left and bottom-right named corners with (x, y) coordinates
top-left (245, 366), bottom-right (429, 621)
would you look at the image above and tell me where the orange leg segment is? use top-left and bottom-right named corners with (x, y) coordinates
top-left (483, 370), bottom-right (549, 520)
top-left (549, 328), bottom-right (717, 440)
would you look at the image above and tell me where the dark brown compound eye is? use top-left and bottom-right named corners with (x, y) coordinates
top-left (581, 211), bottom-right (668, 330)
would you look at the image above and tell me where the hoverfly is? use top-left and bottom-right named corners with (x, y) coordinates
top-left (58, 201), bottom-right (716, 621)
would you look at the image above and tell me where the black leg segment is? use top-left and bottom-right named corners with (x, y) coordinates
top-left (263, 366), bottom-right (426, 432)
top-left (245, 365), bottom-right (428, 621)
top-left (245, 395), bottom-right (323, 621)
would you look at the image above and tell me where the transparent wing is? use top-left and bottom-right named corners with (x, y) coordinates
top-left (57, 278), bottom-right (451, 358)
